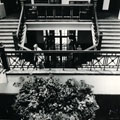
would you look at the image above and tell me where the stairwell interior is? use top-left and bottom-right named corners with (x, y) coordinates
top-left (0, 0), bottom-right (120, 120)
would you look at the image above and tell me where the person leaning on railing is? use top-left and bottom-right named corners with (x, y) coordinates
top-left (33, 44), bottom-right (45, 69)
top-left (75, 44), bottom-right (82, 68)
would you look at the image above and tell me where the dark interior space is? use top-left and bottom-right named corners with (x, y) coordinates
top-left (78, 30), bottom-right (93, 64)
top-left (78, 31), bottom-right (93, 50)
top-left (0, 94), bottom-right (17, 120)
top-left (109, 0), bottom-right (120, 12)
top-left (1, 0), bottom-right (20, 16)
top-left (95, 95), bottom-right (120, 120)
top-left (96, 0), bottom-right (104, 12)
top-left (97, 0), bottom-right (119, 19)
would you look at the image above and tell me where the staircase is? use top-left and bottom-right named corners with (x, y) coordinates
top-left (98, 19), bottom-right (120, 51)
top-left (0, 19), bottom-right (19, 51)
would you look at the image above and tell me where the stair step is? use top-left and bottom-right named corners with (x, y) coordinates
top-left (0, 40), bottom-right (14, 44)
top-left (98, 22), bottom-right (120, 25)
top-left (98, 19), bottom-right (120, 22)
top-left (0, 29), bottom-right (17, 32)
top-left (5, 48), bottom-right (15, 51)
top-left (0, 36), bottom-right (13, 39)
top-left (101, 48), bottom-right (120, 51)
top-left (0, 22), bottom-right (18, 25)
top-left (99, 26), bottom-right (120, 29)
top-left (0, 33), bottom-right (12, 36)
top-left (0, 19), bottom-right (19, 22)
top-left (99, 29), bottom-right (120, 32)
top-left (102, 39), bottom-right (120, 41)
top-left (102, 41), bottom-right (120, 44)
top-left (0, 26), bottom-right (17, 29)
top-left (101, 33), bottom-right (120, 36)
top-left (3, 44), bottom-right (14, 47)
top-left (102, 36), bottom-right (120, 39)
top-left (101, 44), bottom-right (120, 48)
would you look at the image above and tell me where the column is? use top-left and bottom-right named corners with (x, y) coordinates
top-left (0, 2), bottom-right (6, 18)
top-left (102, 0), bottom-right (110, 10)
top-left (118, 9), bottom-right (120, 19)
top-left (31, 0), bottom-right (34, 4)
top-left (62, 0), bottom-right (69, 4)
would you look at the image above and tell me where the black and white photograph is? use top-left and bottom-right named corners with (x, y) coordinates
top-left (0, 0), bottom-right (120, 119)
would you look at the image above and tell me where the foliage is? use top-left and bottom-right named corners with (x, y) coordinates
top-left (13, 75), bottom-right (99, 120)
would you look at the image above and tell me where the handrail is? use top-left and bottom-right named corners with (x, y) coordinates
top-left (84, 44), bottom-right (97, 51)
top-left (21, 24), bottom-right (27, 46)
top-left (2, 50), bottom-right (120, 71)
top-left (25, 3), bottom-right (93, 7)
top-left (17, 44), bottom-right (97, 52)
top-left (16, 5), bottom-right (24, 37)
top-left (18, 44), bottom-right (32, 51)
top-left (92, 3), bottom-right (99, 45)
top-left (4, 50), bottom-right (120, 54)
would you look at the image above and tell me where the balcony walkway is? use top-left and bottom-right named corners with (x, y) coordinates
top-left (6, 68), bottom-right (120, 75)
top-left (0, 68), bottom-right (119, 95)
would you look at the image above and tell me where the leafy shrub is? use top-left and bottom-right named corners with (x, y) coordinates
top-left (13, 75), bottom-right (99, 120)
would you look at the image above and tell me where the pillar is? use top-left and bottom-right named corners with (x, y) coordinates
top-left (62, 0), bottom-right (69, 4)
top-left (102, 0), bottom-right (110, 10)
top-left (31, 0), bottom-right (34, 4)
top-left (118, 9), bottom-right (120, 19)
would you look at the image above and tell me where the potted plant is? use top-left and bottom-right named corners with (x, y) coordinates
top-left (13, 75), bottom-right (99, 120)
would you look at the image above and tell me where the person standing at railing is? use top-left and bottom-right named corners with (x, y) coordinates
top-left (68, 32), bottom-right (77, 50)
top-left (73, 44), bottom-right (83, 69)
top-left (76, 44), bottom-right (82, 68)
top-left (67, 33), bottom-right (77, 68)
top-left (33, 44), bottom-right (45, 69)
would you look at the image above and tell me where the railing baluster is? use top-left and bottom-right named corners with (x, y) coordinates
top-left (117, 56), bottom-right (120, 71)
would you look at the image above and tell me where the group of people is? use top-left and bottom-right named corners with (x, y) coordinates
top-left (68, 36), bottom-right (83, 68)
top-left (33, 39), bottom-right (83, 69)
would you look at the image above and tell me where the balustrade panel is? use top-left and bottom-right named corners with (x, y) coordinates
top-left (0, 51), bottom-right (119, 71)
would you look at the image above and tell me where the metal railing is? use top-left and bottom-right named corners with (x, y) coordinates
top-left (13, 5), bottom-right (25, 50)
top-left (1, 49), bottom-right (120, 71)
top-left (91, 1), bottom-right (101, 50)
top-left (20, 24), bottom-right (27, 47)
